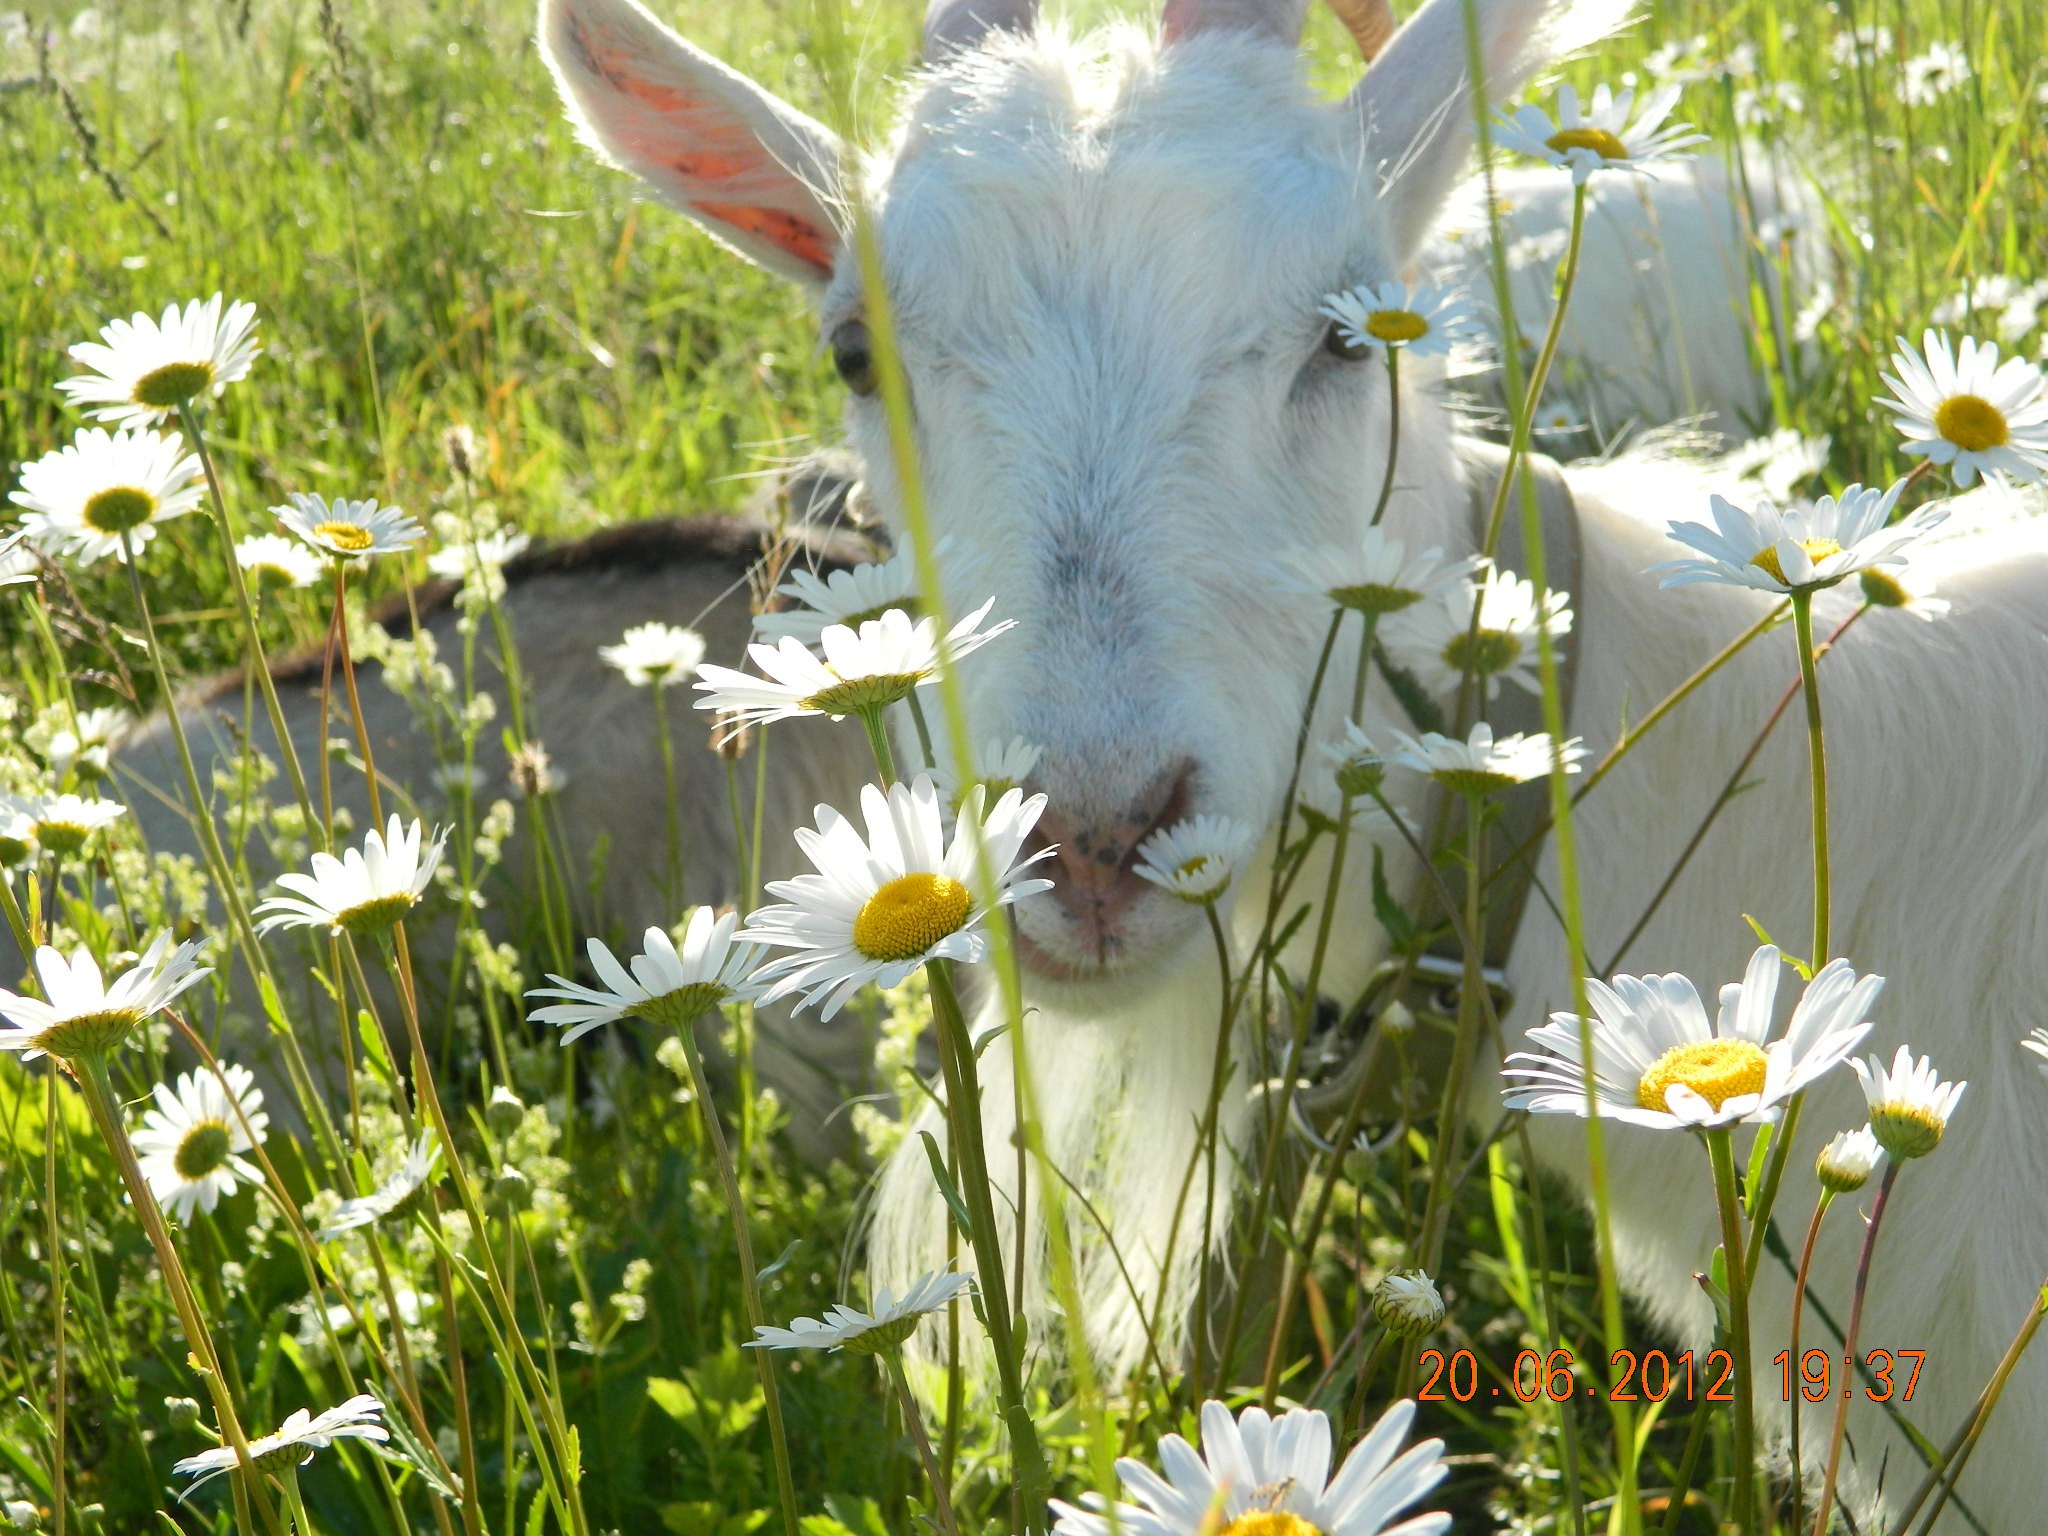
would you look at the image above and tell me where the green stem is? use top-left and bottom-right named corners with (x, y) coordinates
top-left (1791, 591), bottom-right (1830, 964)
top-left (1418, 795), bottom-right (1487, 1274)
top-left (1368, 350), bottom-right (1401, 528)
top-left (1786, 1193), bottom-right (1834, 1536)
top-left (1708, 1128), bottom-right (1759, 1536)
top-left (860, 708), bottom-right (899, 786)
top-left (672, 1015), bottom-right (802, 1536)
top-left (885, 1353), bottom-right (961, 1536)
top-left (1809, 1162), bottom-right (1900, 1536)
top-left (45, 1072), bottom-right (66, 1536)
top-left (925, 960), bottom-right (1050, 1527)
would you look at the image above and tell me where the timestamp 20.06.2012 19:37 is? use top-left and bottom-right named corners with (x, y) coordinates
top-left (1418, 1347), bottom-right (1927, 1405)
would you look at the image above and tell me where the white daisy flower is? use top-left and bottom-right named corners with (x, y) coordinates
top-left (1133, 815), bottom-right (1256, 905)
top-left (172, 1394), bottom-right (387, 1498)
top-left (1502, 946), bottom-right (1879, 1132)
top-left (746, 1270), bottom-right (973, 1355)
top-left (753, 544), bottom-right (938, 647)
top-left (1726, 428), bottom-right (1830, 503)
top-left (253, 814), bottom-right (446, 938)
top-left (1320, 718), bottom-right (1387, 800)
top-left (1901, 42), bottom-right (1971, 107)
top-left (599, 622), bottom-right (706, 688)
top-left (931, 736), bottom-right (1045, 811)
top-left (0, 799), bottom-right (37, 869)
top-left (1309, 527), bottom-right (1484, 618)
top-left (1318, 280), bottom-right (1479, 359)
top-left (1, 530), bottom-right (42, 586)
top-left (527, 907), bottom-right (763, 1044)
top-left (57, 294), bottom-right (260, 426)
top-left (317, 1134), bottom-right (443, 1239)
top-left (1815, 1125), bottom-right (1884, 1194)
top-left (44, 706), bottom-right (127, 781)
top-left (1495, 82), bottom-right (1707, 186)
top-left (425, 528), bottom-right (530, 583)
top-left (1372, 1269), bottom-right (1445, 1339)
top-left (1878, 330), bottom-right (2048, 487)
top-left (694, 601), bottom-right (1015, 733)
top-left (1051, 1398), bottom-right (1451, 1536)
top-left (1532, 398), bottom-right (1588, 439)
top-left (0, 932), bottom-right (212, 1062)
top-left (10, 427), bottom-right (204, 565)
top-left (24, 792), bottom-right (126, 856)
top-left (275, 492), bottom-right (426, 561)
top-left (132, 1062), bottom-right (268, 1222)
top-left (1850, 1044), bottom-right (1966, 1160)
top-left (1382, 564), bottom-right (1572, 701)
top-left (234, 533), bottom-right (323, 592)
top-left (740, 775), bottom-right (1052, 1019)
top-left (1652, 482), bottom-right (1945, 595)
top-left (2024, 1027), bottom-right (2048, 1074)
top-left (1859, 561), bottom-right (1951, 620)
top-left (1386, 721), bottom-right (1584, 797)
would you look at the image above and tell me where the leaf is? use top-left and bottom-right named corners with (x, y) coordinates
top-left (662, 1502), bottom-right (773, 1536)
top-left (1371, 847), bottom-right (1416, 951)
top-left (756, 1238), bottom-right (802, 1282)
top-left (374, 1405), bottom-right (466, 1505)
top-left (918, 1130), bottom-right (973, 1235)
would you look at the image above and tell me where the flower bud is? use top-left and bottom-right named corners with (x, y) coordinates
top-left (486, 1085), bottom-right (526, 1139)
top-left (1815, 1126), bottom-right (1883, 1194)
top-left (165, 1395), bottom-right (203, 1431)
top-left (1372, 1268), bottom-right (1445, 1338)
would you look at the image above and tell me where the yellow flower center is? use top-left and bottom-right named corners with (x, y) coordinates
top-left (1933, 393), bottom-right (2010, 453)
top-left (175, 1120), bottom-right (233, 1180)
top-left (81, 486), bottom-right (157, 534)
top-left (1546, 126), bottom-right (1630, 160)
top-left (1364, 309), bottom-right (1430, 344)
top-left (1443, 626), bottom-right (1523, 677)
top-left (334, 891), bottom-right (419, 937)
top-left (1636, 1038), bottom-right (1769, 1114)
top-left (853, 872), bottom-right (971, 962)
top-left (133, 359), bottom-right (216, 409)
top-left (315, 520), bottom-right (376, 553)
top-left (1749, 537), bottom-right (1845, 586)
top-left (1219, 1512), bottom-right (1322, 1536)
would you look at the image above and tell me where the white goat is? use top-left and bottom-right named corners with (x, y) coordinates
top-left (558, 0), bottom-right (2048, 1527)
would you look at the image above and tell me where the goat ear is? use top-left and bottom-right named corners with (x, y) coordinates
top-left (540, 0), bottom-right (843, 289)
top-left (1348, 0), bottom-right (1625, 263)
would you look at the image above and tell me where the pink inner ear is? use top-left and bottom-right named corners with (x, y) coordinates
top-left (692, 200), bottom-right (837, 274)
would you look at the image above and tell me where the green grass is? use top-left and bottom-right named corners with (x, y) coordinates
top-left (2, 0), bottom-right (2045, 1532)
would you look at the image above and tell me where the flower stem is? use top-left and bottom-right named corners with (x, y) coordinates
top-left (1786, 1192), bottom-right (1835, 1536)
top-left (1707, 1127), bottom-right (1759, 1536)
top-left (670, 1015), bottom-right (802, 1536)
top-left (1790, 591), bottom-right (1830, 964)
top-left (860, 708), bottom-right (899, 786)
top-left (925, 959), bottom-right (1050, 1529)
top-left (1809, 1162), bottom-right (1901, 1536)
top-left (885, 1353), bottom-right (961, 1536)
top-left (1369, 349), bottom-right (1401, 528)
top-left (1418, 793), bottom-right (1488, 1274)
top-left (45, 1071), bottom-right (67, 1536)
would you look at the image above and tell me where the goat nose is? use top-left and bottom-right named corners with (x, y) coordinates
top-left (1027, 759), bottom-right (1196, 941)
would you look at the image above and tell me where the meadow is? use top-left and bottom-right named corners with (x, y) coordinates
top-left (1, 0), bottom-right (2045, 1532)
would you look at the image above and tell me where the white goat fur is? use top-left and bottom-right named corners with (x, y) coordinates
top-left (541, 0), bottom-right (2048, 1528)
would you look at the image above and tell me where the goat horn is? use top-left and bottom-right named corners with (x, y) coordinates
top-left (925, 0), bottom-right (1039, 60)
top-left (1160, 0), bottom-right (1311, 46)
top-left (1325, 0), bottom-right (1396, 61)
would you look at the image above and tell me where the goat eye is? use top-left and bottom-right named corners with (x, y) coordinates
top-left (830, 319), bottom-right (878, 396)
top-left (1323, 317), bottom-right (1373, 362)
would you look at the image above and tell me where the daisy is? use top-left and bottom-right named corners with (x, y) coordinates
top-left (25, 792), bottom-right (126, 856)
top-left (1859, 561), bottom-right (1951, 620)
top-left (1502, 946), bottom-right (1879, 1132)
top-left (234, 533), bottom-right (323, 592)
top-left (1815, 1125), bottom-right (1884, 1194)
top-left (1133, 815), bottom-right (1256, 905)
top-left (1652, 483), bottom-right (1944, 595)
top-left (172, 1395), bottom-right (387, 1498)
top-left (1320, 718), bottom-right (1386, 799)
top-left (132, 1062), bottom-right (268, 1222)
top-left (1532, 398), bottom-right (1588, 438)
top-left (253, 814), bottom-right (446, 938)
top-left (746, 1270), bottom-right (973, 1355)
top-left (1308, 527), bottom-right (1483, 618)
top-left (694, 601), bottom-right (1014, 733)
top-left (2025, 1027), bottom-right (2048, 1074)
top-left (1318, 281), bottom-right (1479, 359)
top-left (44, 707), bottom-right (127, 781)
top-left (599, 622), bottom-right (706, 687)
top-left (58, 294), bottom-right (260, 426)
top-left (1878, 331), bottom-right (2048, 487)
top-left (1495, 82), bottom-right (1707, 186)
top-left (1850, 1044), bottom-right (1966, 1160)
top-left (317, 1134), bottom-right (443, 1239)
top-left (0, 530), bottom-right (41, 586)
top-left (1372, 1269), bottom-right (1445, 1338)
top-left (0, 932), bottom-right (212, 1062)
top-left (0, 799), bottom-right (36, 868)
top-left (275, 492), bottom-right (425, 561)
top-left (932, 736), bottom-right (1045, 810)
top-left (1901, 42), bottom-right (1971, 107)
top-left (1725, 428), bottom-right (1830, 503)
top-left (10, 427), bottom-right (204, 565)
top-left (1051, 1398), bottom-right (1451, 1536)
top-left (740, 775), bottom-right (1052, 1019)
top-left (1382, 565), bottom-right (1573, 701)
top-left (425, 528), bottom-right (530, 583)
top-left (527, 907), bottom-right (763, 1044)
top-left (753, 544), bottom-right (934, 647)
top-left (1386, 721), bottom-right (1584, 797)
